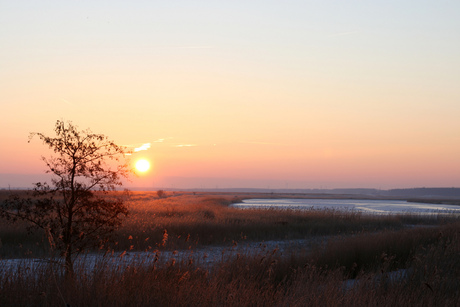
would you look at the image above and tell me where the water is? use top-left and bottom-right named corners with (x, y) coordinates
top-left (231, 198), bottom-right (460, 215)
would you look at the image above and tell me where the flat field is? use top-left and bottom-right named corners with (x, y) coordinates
top-left (1, 191), bottom-right (459, 306)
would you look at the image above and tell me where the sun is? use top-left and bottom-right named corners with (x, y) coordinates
top-left (135, 159), bottom-right (150, 172)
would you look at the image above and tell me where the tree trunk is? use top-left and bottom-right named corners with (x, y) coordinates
top-left (64, 243), bottom-right (74, 278)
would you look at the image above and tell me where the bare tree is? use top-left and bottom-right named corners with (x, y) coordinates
top-left (0, 120), bottom-right (132, 275)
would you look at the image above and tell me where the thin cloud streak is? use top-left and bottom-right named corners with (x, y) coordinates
top-left (124, 138), bottom-right (173, 154)
top-left (153, 137), bottom-right (173, 143)
top-left (134, 143), bottom-right (151, 152)
top-left (175, 144), bottom-right (197, 148)
top-left (123, 142), bottom-right (152, 155)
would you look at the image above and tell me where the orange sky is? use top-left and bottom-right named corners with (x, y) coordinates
top-left (1, 2), bottom-right (460, 189)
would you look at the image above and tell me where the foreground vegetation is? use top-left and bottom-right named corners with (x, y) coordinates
top-left (1, 191), bottom-right (448, 257)
top-left (1, 191), bottom-right (459, 306)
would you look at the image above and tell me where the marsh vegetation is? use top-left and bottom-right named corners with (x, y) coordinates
top-left (1, 191), bottom-right (459, 306)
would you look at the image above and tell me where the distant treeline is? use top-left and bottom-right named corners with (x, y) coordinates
top-left (382, 188), bottom-right (459, 197)
top-left (171, 187), bottom-right (460, 199)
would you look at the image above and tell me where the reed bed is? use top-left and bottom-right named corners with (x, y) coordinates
top-left (113, 191), bottom-right (447, 252)
top-left (0, 191), bottom-right (454, 258)
top-left (1, 191), bottom-right (459, 306)
top-left (1, 221), bottom-right (459, 306)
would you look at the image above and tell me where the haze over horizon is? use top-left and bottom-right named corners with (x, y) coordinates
top-left (1, 173), bottom-right (458, 192)
top-left (1, 1), bottom-right (460, 190)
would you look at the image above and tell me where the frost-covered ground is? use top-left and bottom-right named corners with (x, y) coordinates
top-left (0, 236), bottom-right (409, 292)
top-left (232, 198), bottom-right (460, 215)
top-left (0, 237), bottom-right (323, 274)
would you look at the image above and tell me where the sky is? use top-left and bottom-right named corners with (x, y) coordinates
top-left (1, 1), bottom-right (460, 189)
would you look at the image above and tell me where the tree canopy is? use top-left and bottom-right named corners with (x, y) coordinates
top-left (0, 120), bottom-right (132, 274)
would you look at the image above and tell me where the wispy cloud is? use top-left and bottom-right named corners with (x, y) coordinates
top-left (134, 143), bottom-right (151, 152)
top-left (175, 144), bottom-right (197, 148)
top-left (125, 139), bottom-right (195, 152)
top-left (124, 142), bottom-right (151, 155)
top-left (154, 137), bottom-right (173, 143)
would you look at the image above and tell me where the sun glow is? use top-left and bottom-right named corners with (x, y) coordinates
top-left (135, 159), bottom-right (150, 173)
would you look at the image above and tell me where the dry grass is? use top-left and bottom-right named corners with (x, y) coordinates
top-left (112, 191), bottom-right (445, 252)
top-left (1, 191), bottom-right (460, 306)
top-left (1, 222), bottom-right (459, 306)
top-left (0, 191), bottom-right (453, 258)
top-left (311, 226), bottom-right (446, 278)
